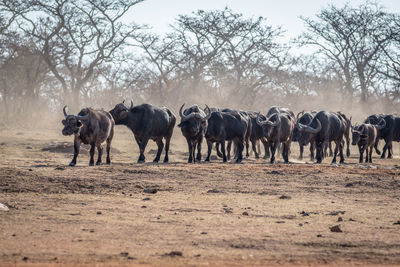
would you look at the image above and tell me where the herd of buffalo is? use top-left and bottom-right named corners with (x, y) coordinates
top-left (61, 101), bottom-right (399, 166)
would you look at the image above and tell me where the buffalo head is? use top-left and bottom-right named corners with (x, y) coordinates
top-left (61, 106), bottom-right (89, 136)
top-left (109, 100), bottom-right (133, 124)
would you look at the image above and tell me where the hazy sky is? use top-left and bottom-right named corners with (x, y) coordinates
top-left (127, 0), bottom-right (400, 41)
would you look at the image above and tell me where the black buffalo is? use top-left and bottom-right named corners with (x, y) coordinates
top-left (178, 104), bottom-right (210, 163)
top-left (109, 101), bottom-right (176, 163)
top-left (365, 114), bottom-right (400, 158)
top-left (204, 110), bottom-right (248, 163)
top-left (248, 111), bottom-right (269, 159)
top-left (351, 120), bottom-right (385, 163)
top-left (256, 112), bottom-right (295, 163)
top-left (292, 111), bottom-right (316, 160)
top-left (62, 106), bottom-right (114, 166)
top-left (337, 111), bottom-right (352, 157)
top-left (297, 111), bottom-right (346, 164)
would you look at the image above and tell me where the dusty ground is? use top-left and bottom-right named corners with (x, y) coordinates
top-left (1, 126), bottom-right (400, 266)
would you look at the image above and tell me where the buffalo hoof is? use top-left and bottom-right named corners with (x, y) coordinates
top-left (153, 159), bottom-right (160, 163)
top-left (137, 159), bottom-right (145, 163)
top-left (204, 158), bottom-right (210, 162)
top-left (89, 161), bottom-right (94, 166)
top-left (236, 159), bottom-right (242, 163)
top-left (163, 156), bottom-right (169, 163)
top-left (346, 151), bottom-right (350, 157)
top-left (96, 162), bottom-right (101, 165)
top-left (380, 155), bottom-right (385, 159)
top-left (388, 155), bottom-right (393, 159)
top-left (69, 162), bottom-right (76, 167)
top-left (106, 161), bottom-right (111, 165)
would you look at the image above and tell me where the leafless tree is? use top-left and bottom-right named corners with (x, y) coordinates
top-left (5, 0), bottom-right (143, 111)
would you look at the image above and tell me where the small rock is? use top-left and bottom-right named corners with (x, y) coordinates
top-left (142, 197), bottom-right (151, 201)
top-left (317, 234), bottom-right (322, 238)
top-left (55, 167), bottom-right (65, 170)
top-left (194, 254), bottom-right (201, 257)
top-left (300, 211), bottom-right (309, 216)
top-left (393, 221), bottom-right (400, 225)
top-left (22, 256), bottom-right (28, 261)
top-left (345, 183), bottom-right (353, 187)
top-left (120, 252), bottom-right (129, 257)
top-left (275, 221), bottom-right (285, 224)
top-left (12, 234), bottom-right (16, 236)
top-left (223, 207), bottom-right (233, 213)
top-left (298, 223), bottom-right (303, 227)
top-left (141, 206), bottom-right (147, 208)
top-left (349, 218), bottom-right (356, 222)
top-left (330, 225), bottom-right (342, 233)
top-left (279, 195), bottom-right (291, 200)
top-left (165, 251), bottom-right (183, 257)
top-left (26, 146), bottom-right (33, 149)
top-left (97, 211), bottom-right (102, 215)
top-left (338, 217), bottom-right (343, 222)
top-left (89, 229), bottom-right (95, 233)
top-left (127, 256), bottom-right (136, 260)
top-left (201, 232), bottom-right (207, 235)
top-left (0, 203), bottom-right (9, 211)
top-left (242, 211), bottom-right (249, 216)
top-left (207, 189), bottom-right (220, 193)
top-left (143, 188), bottom-right (158, 194)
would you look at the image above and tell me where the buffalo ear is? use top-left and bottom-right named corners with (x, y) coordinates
top-left (360, 134), bottom-right (368, 138)
top-left (62, 119), bottom-right (67, 125)
top-left (77, 121), bottom-right (82, 127)
top-left (120, 110), bottom-right (128, 119)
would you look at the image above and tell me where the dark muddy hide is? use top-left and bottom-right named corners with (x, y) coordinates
top-left (178, 104), bottom-right (209, 163)
top-left (293, 111), bottom-right (315, 161)
top-left (109, 101), bottom-right (175, 163)
top-left (257, 112), bottom-right (294, 164)
top-left (205, 111), bottom-right (248, 163)
top-left (337, 111), bottom-right (352, 157)
top-left (365, 114), bottom-right (400, 159)
top-left (61, 106), bottom-right (114, 167)
top-left (297, 111), bottom-right (346, 164)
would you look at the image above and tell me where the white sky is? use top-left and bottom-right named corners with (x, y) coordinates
top-left (127, 0), bottom-right (400, 42)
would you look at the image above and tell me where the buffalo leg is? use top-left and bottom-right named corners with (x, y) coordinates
top-left (380, 139), bottom-right (391, 159)
top-left (187, 138), bottom-right (193, 163)
top-left (196, 136), bottom-right (202, 162)
top-left (89, 143), bottom-right (95, 166)
top-left (106, 135), bottom-right (112, 165)
top-left (299, 144), bottom-right (304, 160)
top-left (221, 140), bottom-right (227, 162)
top-left (374, 139), bottom-right (381, 155)
top-left (283, 142), bottom-right (290, 163)
top-left (329, 142), bottom-right (333, 157)
top-left (270, 142), bottom-right (277, 164)
top-left (358, 145), bottom-right (363, 163)
top-left (262, 139), bottom-right (269, 159)
top-left (192, 140), bottom-right (197, 163)
top-left (310, 142), bottom-right (315, 161)
top-left (346, 138), bottom-right (351, 157)
top-left (226, 141), bottom-right (232, 160)
top-left (236, 139), bottom-right (244, 163)
top-left (138, 137), bottom-right (149, 163)
top-left (245, 139), bottom-right (250, 158)
top-left (360, 145), bottom-right (366, 163)
top-left (331, 141), bottom-right (339, 164)
top-left (70, 138), bottom-right (81, 167)
top-left (154, 139), bottom-right (164, 163)
top-left (96, 143), bottom-right (103, 165)
top-left (205, 140), bottom-right (212, 162)
top-left (215, 143), bottom-right (223, 158)
top-left (369, 144), bottom-right (373, 163)
top-left (251, 140), bottom-right (259, 159)
top-left (388, 143), bottom-right (393, 159)
top-left (164, 136), bottom-right (171, 163)
top-left (316, 142), bottom-right (324, 164)
top-left (339, 140), bottom-right (344, 163)
top-left (365, 147), bottom-right (369, 163)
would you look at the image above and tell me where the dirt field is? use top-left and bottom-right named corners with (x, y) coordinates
top-left (1, 126), bottom-right (400, 266)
